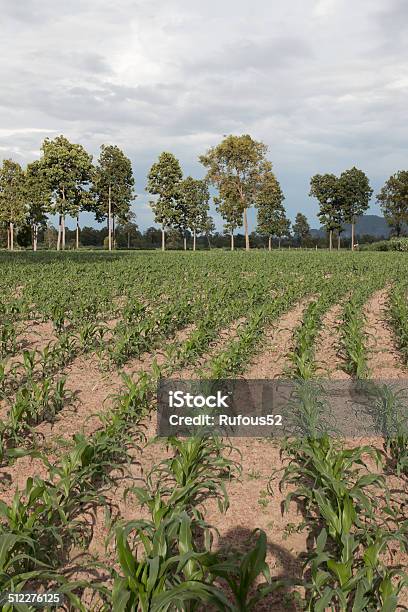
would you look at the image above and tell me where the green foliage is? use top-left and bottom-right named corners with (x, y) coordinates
top-left (363, 237), bottom-right (408, 251)
top-left (256, 170), bottom-right (288, 241)
top-left (0, 159), bottom-right (26, 226)
top-left (24, 159), bottom-right (51, 229)
top-left (310, 173), bottom-right (343, 243)
top-left (92, 144), bottom-right (135, 223)
top-left (178, 176), bottom-right (211, 239)
top-left (293, 212), bottom-right (311, 245)
top-left (147, 151), bottom-right (183, 232)
top-left (338, 166), bottom-right (373, 224)
top-left (40, 135), bottom-right (93, 218)
top-left (377, 170), bottom-right (408, 237)
top-left (200, 134), bottom-right (271, 248)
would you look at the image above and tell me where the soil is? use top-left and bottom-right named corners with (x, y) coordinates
top-left (242, 300), bottom-right (310, 379)
top-left (173, 317), bottom-right (247, 379)
top-left (364, 288), bottom-right (408, 379)
top-left (314, 303), bottom-right (350, 379)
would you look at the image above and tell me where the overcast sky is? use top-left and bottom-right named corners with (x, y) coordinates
top-left (0, 0), bottom-right (406, 231)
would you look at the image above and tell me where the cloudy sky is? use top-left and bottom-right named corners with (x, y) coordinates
top-left (0, 0), bottom-right (406, 231)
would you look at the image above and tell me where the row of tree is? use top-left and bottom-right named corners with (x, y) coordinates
top-left (0, 137), bottom-right (135, 251)
top-left (1, 133), bottom-right (407, 252)
top-left (310, 169), bottom-right (408, 250)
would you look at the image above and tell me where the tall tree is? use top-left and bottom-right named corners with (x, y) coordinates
top-left (309, 173), bottom-right (343, 251)
top-left (92, 144), bottom-right (135, 251)
top-left (117, 210), bottom-right (138, 249)
top-left (179, 176), bottom-right (211, 251)
top-left (0, 159), bottom-right (26, 251)
top-left (377, 171), bottom-right (408, 237)
top-left (274, 216), bottom-right (291, 249)
top-left (200, 134), bottom-right (270, 250)
top-left (338, 167), bottom-right (372, 250)
top-left (146, 152), bottom-right (183, 251)
top-left (202, 215), bottom-right (215, 250)
top-left (24, 160), bottom-right (51, 251)
top-left (40, 135), bottom-right (93, 250)
top-left (255, 171), bottom-right (286, 251)
top-left (293, 212), bottom-right (311, 246)
top-left (214, 192), bottom-right (243, 251)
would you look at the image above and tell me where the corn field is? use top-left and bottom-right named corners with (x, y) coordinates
top-left (0, 250), bottom-right (408, 611)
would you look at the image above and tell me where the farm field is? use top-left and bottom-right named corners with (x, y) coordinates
top-left (1, 250), bottom-right (408, 611)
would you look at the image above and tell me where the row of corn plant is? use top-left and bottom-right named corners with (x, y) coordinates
top-left (0, 377), bottom-right (71, 465)
top-left (270, 380), bottom-right (408, 610)
top-left (0, 370), bottom-right (154, 609)
top-left (110, 434), bottom-right (284, 611)
top-left (360, 381), bottom-right (408, 479)
top-left (383, 285), bottom-right (408, 476)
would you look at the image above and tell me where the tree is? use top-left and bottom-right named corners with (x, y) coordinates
top-left (338, 167), bottom-right (372, 250)
top-left (200, 134), bottom-right (270, 250)
top-left (144, 226), bottom-right (162, 248)
top-left (293, 212), bottom-right (310, 246)
top-left (377, 171), bottom-right (408, 237)
top-left (16, 223), bottom-right (32, 248)
top-left (146, 152), bottom-right (183, 251)
top-left (309, 173), bottom-right (343, 251)
top-left (24, 160), bottom-right (51, 251)
top-left (92, 144), bottom-right (135, 251)
top-left (255, 171), bottom-right (287, 251)
top-left (214, 192), bottom-right (243, 251)
top-left (0, 159), bottom-right (26, 251)
top-left (40, 135), bottom-right (93, 250)
top-left (202, 215), bottom-right (215, 250)
top-left (178, 177), bottom-right (211, 250)
top-left (274, 216), bottom-right (291, 248)
top-left (117, 211), bottom-right (139, 249)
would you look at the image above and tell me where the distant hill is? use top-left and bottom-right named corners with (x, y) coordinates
top-left (311, 215), bottom-right (393, 238)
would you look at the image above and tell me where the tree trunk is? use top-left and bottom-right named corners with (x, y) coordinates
top-left (162, 226), bottom-right (165, 251)
top-left (193, 229), bottom-right (196, 251)
top-left (7, 225), bottom-right (10, 250)
top-left (112, 215), bottom-right (115, 249)
top-left (62, 216), bottom-right (66, 250)
top-left (108, 184), bottom-right (112, 251)
top-left (183, 234), bottom-right (187, 251)
top-left (278, 237), bottom-right (281, 249)
top-left (231, 232), bottom-right (234, 251)
top-left (207, 233), bottom-right (211, 249)
top-left (57, 214), bottom-right (62, 251)
top-left (337, 233), bottom-right (341, 250)
top-left (329, 230), bottom-right (333, 251)
top-left (127, 231), bottom-right (130, 249)
top-left (33, 225), bottom-right (38, 252)
top-left (76, 216), bottom-right (80, 249)
top-left (351, 219), bottom-right (355, 250)
top-left (268, 235), bottom-right (272, 251)
top-left (9, 222), bottom-right (14, 251)
top-left (243, 208), bottom-right (249, 250)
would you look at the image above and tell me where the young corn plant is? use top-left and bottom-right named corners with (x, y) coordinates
top-left (111, 435), bottom-right (280, 612)
top-left (388, 283), bottom-right (408, 365)
top-left (7, 377), bottom-right (70, 434)
top-left (131, 435), bottom-right (241, 517)
top-left (288, 300), bottom-right (321, 380)
top-left (340, 299), bottom-right (369, 379)
top-left (362, 382), bottom-right (408, 477)
top-left (0, 320), bottom-right (19, 359)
